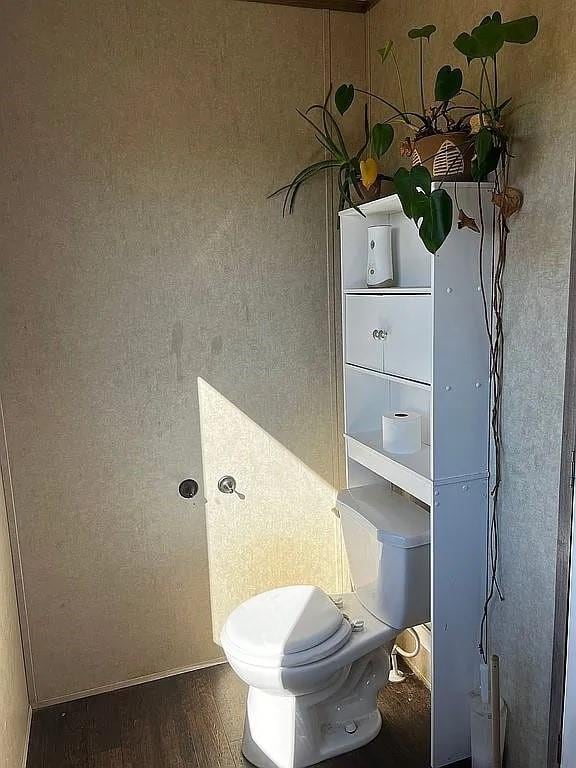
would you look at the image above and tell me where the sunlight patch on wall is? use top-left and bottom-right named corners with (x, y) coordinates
top-left (198, 377), bottom-right (345, 642)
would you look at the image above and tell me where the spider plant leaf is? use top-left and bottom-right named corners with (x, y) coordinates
top-left (497, 97), bottom-right (513, 113)
top-left (434, 65), bottom-right (463, 102)
top-left (338, 166), bottom-right (363, 215)
top-left (335, 84), bottom-right (354, 115)
top-left (296, 108), bottom-right (341, 158)
top-left (354, 104), bottom-right (371, 160)
top-left (269, 159), bottom-right (341, 198)
top-left (270, 160), bottom-right (341, 215)
top-left (309, 104), bottom-right (349, 159)
top-left (501, 15), bottom-right (538, 44)
top-left (408, 25), bottom-right (436, 41)
top-left (377, 40), bottom-right (394, 64)
top-left (371, 123), bottom-right (394, 159)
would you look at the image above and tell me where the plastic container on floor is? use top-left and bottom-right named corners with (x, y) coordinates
top-left (469, 691), bottom-right (508, 768)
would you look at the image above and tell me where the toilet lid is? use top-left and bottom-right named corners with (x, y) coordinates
top-left (222, 586), bottom-right (348, 667)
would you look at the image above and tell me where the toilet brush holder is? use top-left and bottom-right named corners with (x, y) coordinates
top-left (469, 692), bottom-right (507, 768)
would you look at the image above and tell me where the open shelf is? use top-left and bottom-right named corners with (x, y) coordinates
top-left (345, 363), bottom-right (430, 391)
top-left (344, 287), bottom-right (431, 295)
top-left (345, 431), bottom-right (432, 505)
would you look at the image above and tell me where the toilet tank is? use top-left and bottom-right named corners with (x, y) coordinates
top-left (336, 485), bottom-right (430, 630)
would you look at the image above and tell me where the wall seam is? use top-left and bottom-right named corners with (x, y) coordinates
top-left (322, 9), bottom-right (340, 590)
top-left (0, 395), bottom-right (37, 704)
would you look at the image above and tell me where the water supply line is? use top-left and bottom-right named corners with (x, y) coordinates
top-left (389, 627), bottom-right (421, 683)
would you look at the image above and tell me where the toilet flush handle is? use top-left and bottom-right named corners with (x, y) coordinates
top-left (217, 475), bottom-right (245, 499)
top-left (218, 475), bottom-right (237, 494)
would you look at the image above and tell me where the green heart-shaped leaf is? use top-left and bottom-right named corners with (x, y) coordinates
top-left (502, 15), bottom-right (538, 44)
top-left (335, 84), bottom-right (354, 115)
top-left (371, 123), bottom-right (394, 159)
top-left (394, 166), bottom-right (452, 254)
top-left (434, 65), bottom-right (463, 101)
top-left (377, 40), bottom-right (394, 64)
top-left (475, 127), bottom-right (493, 165)
top-left (411, 165), bottom-right (432, 196)
top-left (454, 32), bottom-right (482, 60)
top-left (472, 17), bottom-right (505, 57)
top-left (408, 24), bottom-right (437, 40)
top-left (473, 129), bottom-right (501, 180)
top-left (393, 167), bottom-right (414, 219)
top-left (423, 189), bottom-right (453, 253)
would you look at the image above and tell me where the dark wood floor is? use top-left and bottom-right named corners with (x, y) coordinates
top-left (26, 661), bottom-right (466, 768)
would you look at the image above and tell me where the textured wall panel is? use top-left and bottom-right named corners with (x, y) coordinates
top-left (0, 447), bottom-right (29, 766)
top-left (367, 2), bottom-right (575, 766)
top-left (0, 0), bottom-right (365, 703)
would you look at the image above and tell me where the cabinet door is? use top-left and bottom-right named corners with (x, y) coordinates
top-left (345, 295), bottom-right (384, 372)
top-left (379, 295), bottom-right (431, 383)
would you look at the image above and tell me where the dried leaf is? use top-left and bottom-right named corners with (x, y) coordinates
top-left (458, 208), bottom-right (480, 232)
top-left (493, 187), bottom-right (523, 218)
top-left (400, 137), bottom-right (414, 158)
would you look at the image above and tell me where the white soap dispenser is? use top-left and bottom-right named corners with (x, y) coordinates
top-left (367, 225), bottom-right (393, 287)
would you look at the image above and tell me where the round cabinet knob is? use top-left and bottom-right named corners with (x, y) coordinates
top-left (179, 479), bottom-right (199, 499)
top-left (345, 721), bottom-right (358, 734)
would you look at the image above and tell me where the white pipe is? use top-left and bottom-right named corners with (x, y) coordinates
top-left (389, 628), bottom-right (421, 683)
top-left (395, 627), bottom-right (421, 659)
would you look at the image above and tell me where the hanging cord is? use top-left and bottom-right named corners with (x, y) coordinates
top-left (477, 155), bottom-right (509, 664)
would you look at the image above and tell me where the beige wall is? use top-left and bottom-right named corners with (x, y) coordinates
top-left (0, 432), bottom-right (30, 768)
top-left (0, 1), bottom-right (365, 704)
top-left (367, 2), bottom-right (575, 766)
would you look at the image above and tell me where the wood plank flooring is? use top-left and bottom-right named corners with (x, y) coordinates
top-left (26, 661), bottom-right (466, 768)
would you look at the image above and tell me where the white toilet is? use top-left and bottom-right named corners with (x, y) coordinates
top-left (220, 484), bottom-right (430, 768)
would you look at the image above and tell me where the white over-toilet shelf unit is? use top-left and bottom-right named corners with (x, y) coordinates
top-left (339, 183), bottom-right (493, 768)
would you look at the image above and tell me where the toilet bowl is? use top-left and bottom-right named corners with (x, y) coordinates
top-left (221, 484), bottom-right (431, 768)
top-left (221, 586), bottom-right (397, 768)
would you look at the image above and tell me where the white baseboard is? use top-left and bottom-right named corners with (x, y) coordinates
top-left (21, 705), bottom-right (32, 768)
top-left (33, 656), bottom-right (227, 710)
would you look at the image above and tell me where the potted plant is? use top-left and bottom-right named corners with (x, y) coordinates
top-left (336, 25), bottom-right (478, 183)
top-left (269, 90), bottom-right (395, 216)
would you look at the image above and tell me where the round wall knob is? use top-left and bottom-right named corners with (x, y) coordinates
top-left (179, 479), bottom-right (199, 499)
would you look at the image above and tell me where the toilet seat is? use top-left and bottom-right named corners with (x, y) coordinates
top-left (221, 585), bottom-right (352, 669)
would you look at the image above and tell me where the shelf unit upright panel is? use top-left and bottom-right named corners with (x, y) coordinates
top-left (429, 184), bottom-right (493, 766)
top-left (339, 183), bottom-right (493, 768)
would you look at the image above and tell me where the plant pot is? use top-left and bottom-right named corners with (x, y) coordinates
top-left (411, 132), bottom-right (474, 181)
top-left (354, 176), bottom-right (395, 204)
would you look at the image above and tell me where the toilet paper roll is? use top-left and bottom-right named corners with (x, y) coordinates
top-left (382, 411), bottom-right (422, 454)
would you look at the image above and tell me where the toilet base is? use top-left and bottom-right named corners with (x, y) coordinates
top-left (241, 649), bottom-right (389, 768)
